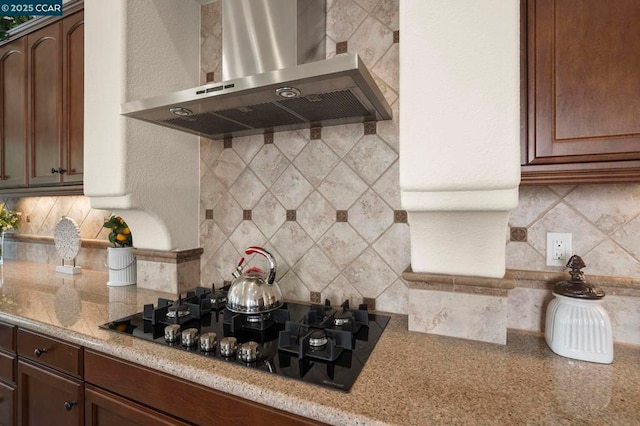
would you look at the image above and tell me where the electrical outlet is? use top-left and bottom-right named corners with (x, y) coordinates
top-left (546, 232), bottom-right (572, 266)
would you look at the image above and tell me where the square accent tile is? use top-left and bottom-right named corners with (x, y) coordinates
top-left (264, 133), bottom-right (274, 144)
top-left (394, 210), bottom-right (407, 223)
top-left (206, 71), bottom-right (214, 82)
top-left (336, 41), bottom-right (348, 54)
top-left (364, 121), bottom-right (376, 135)
top-left (510, 227), bottom-right (527, 242)
top-left (336, 210), bottom-right (348, 222)
top-left (363, 297), bottom-right (376, 311)
top-left (205, 209), bottom-right (214, 220)
top-left (310, 291), bottom-right (321, 304)
top-left (310, 127), bottom-right (322, 140)
top-left (243, 210), bottom-right (252, 220)
top-left (223, 138), bottom-right (232, 149)
top-left (286, 210), bottom-right (297, 221)
top-left (393, 30), bottom-right (399, 43)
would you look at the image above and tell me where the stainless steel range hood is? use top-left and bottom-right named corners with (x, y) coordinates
top-left (121, 0), bottom-right (392, 140)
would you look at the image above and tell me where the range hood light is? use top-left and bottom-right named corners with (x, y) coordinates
top-left (170, 107), bottom-right (193, 117)
top-left (275, 87), bottom-right (301, 99)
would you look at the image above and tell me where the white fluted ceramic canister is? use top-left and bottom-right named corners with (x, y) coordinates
top-left (544, 255), bottom-right (613, 364)
top-left (107, 247), bottom-right (136, 286)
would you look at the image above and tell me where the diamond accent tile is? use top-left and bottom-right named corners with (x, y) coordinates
top-left (252, 192), bottom-right (286, 239)
top-left (372, 223), bottom-right (410, 274)
top-left (344, 135), bottom-right (397, 185)
top-left (318, 223), bottom-right (367, 269)
top-left (213, 192), bottom-right (243, 236)
top-left (297, 192), bottom-right (335, 240)
top-left (293, 246), bottom-right (340, 293)
top-left (286, 210), bottom-right (296, 221)
top-left (273, 129), bottom-right (308, 161)
top-left (293, 140), bottom-right (340, 187)
top-left (327, 0), bottom-right (367, 43)
top-left (347, 16), bottom-right (393, 68)
top-left (310, 291), bottom-right (322, 304)
top-left (336, 41), bottom-right (348, 54)
top-left (212, 149), bottom-right (245, 189)
top-left (343, 248), bottom-right (396, 298)
top-left (271, 166), bottom-right (313, 209)
top-left (349, 189), bottom-right (393, 243)
top-left (270, 222), bottom-right (313, 267)
top-left (249, 144), bottom-right (289, 187)
top-left (336, 210), bottom-right (348, 222)
top-left (232, 134), bottom-right (264, 164)
top-left (321, 123), bottom-right (363, 158)
top-left (278, 271), bottom-right (310, 303)
top-left (318, 163), bottom-right (368, 210)
top-left (229, 168), bottom-right (267, 209)
top-left (564, 184), bottom-right (640, 233)
top-left (229, 221), bottom-right (266, 253)
top-left (372, 160), bottom-right (401, 209)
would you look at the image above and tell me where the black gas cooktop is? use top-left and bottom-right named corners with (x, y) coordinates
top-left (100, 286), bottom-right (390, 392)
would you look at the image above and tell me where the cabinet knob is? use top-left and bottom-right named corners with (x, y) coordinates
top-left (50, 167), bottom-right (67, 174)
top-left (64, 401), bottom-right (77, 411)
top-left (33, 348), bottom-right (47, 357)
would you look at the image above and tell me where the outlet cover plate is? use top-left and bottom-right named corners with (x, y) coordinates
top-left (546, 232), bottom-right (572, 266)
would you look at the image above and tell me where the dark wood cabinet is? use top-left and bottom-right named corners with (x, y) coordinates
top-left (85, 385), bottom-right (189, 426)
top-left (522, 0), bottom-right (640, 184)
top-left (17, 359), bottom-right (83, 426)
top-left (0, 2), bottom-right (83, 195)
top-left (27, 10), bottom-right (84, 187)
top-left (0, 322), bottom-right (16, 426)
top-left (0, 37), bottom-right (28, 190)
top-left (85, 350), bottom-right (325, 426)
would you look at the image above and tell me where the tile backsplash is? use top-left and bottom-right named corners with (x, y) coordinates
top-left (3, 1), bottom-right (639, 317)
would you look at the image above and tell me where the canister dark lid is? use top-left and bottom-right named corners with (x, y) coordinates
top-left (553, 255), bottom-right (605, 299)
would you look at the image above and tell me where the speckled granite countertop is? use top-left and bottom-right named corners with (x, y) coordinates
top-left (0, 261), bottom-right (638, 425)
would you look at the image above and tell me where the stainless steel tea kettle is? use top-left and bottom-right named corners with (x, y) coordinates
top-left (226, 246), bottom-right (283, 314)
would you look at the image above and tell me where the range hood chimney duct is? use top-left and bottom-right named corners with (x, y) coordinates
top-left (121, 0), bottom-right (392, 140)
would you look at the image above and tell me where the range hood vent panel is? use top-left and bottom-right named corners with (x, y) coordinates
top-left (121, 0), bottom-right (392, 139)
top-left (216, 102), bottom-right (306, 129)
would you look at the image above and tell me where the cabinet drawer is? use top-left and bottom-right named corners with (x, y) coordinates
top-left (85, 350), bottom-right (325, 426)
top-left (0, 352), bottom-right (15, 385)
top-left (0, 323), bottom-right (16, 353)
top-left (85, 385), bottom-right (189, 426)
top-left (17, 329), bottom-right (83, 378)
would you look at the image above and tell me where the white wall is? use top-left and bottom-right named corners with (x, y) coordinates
top-left (84, 0), bottom-right (201, 250)
top-left (399, 0), bottom-right (520, 277)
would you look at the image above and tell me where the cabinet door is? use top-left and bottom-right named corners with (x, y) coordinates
top-left (0, 380), bottom-right (15, 426)
top-left (27, 22), bottom-right (63, 186)
top-left (85, 385), bottom-right (189, 426)
top-left (523, 0), bottom-right (640, 183)
top-left (17, 359), bottom-right (82, 426)
top-left (61, 11), bottom-right (84, 184)
top-left (0, 38), bottom-right (28, 189)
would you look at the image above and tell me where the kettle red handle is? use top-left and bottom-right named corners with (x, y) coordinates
top-left (243, 246), bottom-right (276, 285)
